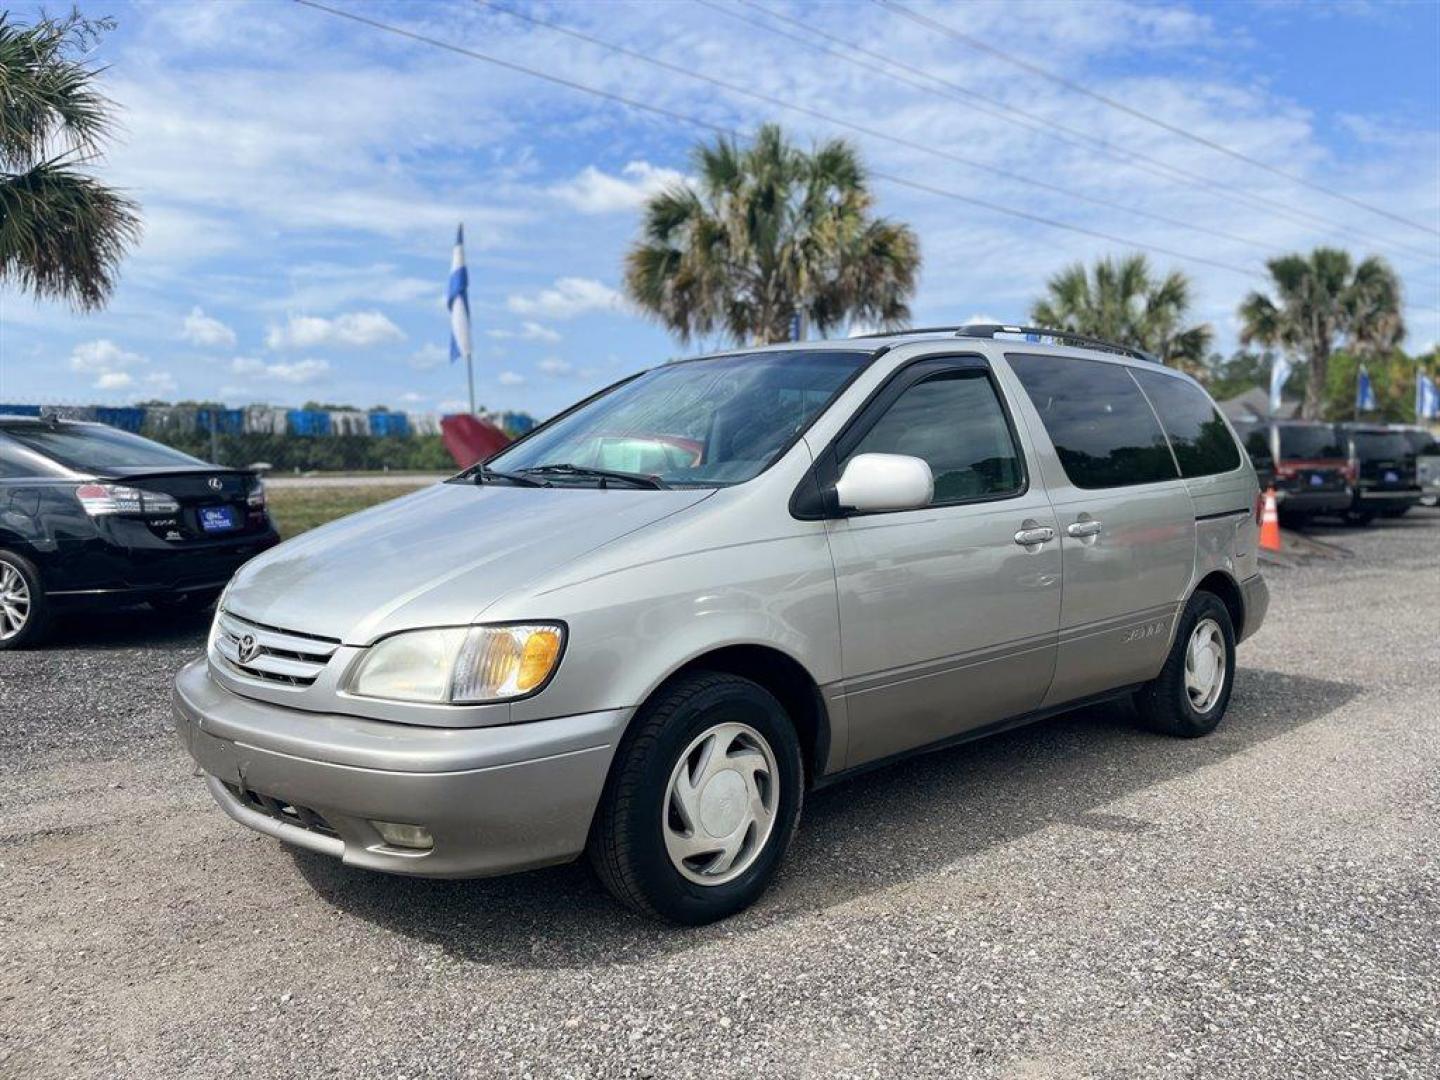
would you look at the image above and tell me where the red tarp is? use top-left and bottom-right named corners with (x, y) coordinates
top-left (440, 414), bottom-right (511, 469)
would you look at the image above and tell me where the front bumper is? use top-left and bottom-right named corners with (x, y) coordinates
top-left (1239, 573), bottom-right (1269, 643)
top-left (173, 658), bottom-right (629, 878)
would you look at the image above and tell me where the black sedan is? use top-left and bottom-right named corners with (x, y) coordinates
top-left (0, 416), bottom-right (280, 648)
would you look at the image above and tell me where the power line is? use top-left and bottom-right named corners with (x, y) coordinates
top-left (292, 0), bottom-right (1440, 317)
top-left (877, 0), bottom-right (1440, 241)
top-left (710, 0), bottom-right (1439, 268)
top-left (293, 0), bottom-right (1260, 280)
top-left (482, 0), bottom-right (1274, 258)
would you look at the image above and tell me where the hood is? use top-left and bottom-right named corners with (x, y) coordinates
top-left (224, 482), bottom-right (712, 643)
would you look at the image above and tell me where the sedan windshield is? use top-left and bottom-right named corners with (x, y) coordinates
top-left (1, 424), bottom-right (207, 472)
top-left (484, 349), bottom-right (871, 487)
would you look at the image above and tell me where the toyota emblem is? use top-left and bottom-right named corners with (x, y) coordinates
top-left (208, 477), bottom-right (224, 492)
top-left (237, 633), bottom-right (260, 664)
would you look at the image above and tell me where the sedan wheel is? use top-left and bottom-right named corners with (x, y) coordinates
top-left (0, 561), bottom-right (32, 642)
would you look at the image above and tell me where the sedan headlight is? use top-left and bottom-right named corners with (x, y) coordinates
top-left (347, 623), bottom-right (565, 704)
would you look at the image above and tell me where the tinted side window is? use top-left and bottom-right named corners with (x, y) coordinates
top-left (844, 372), bottom-right (1023, 504)
top-left (1008, 354), bottom-right (1178, 488)
top-left (1133, 370), bottom-right (1241, 477)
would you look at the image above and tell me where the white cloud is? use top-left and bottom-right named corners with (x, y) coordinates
top-left (180, 305), bottom-right (237, 348)
top-left (497, 371), bottom-right (526, 386)
top-left (231, 356), bottom-right (331, 384)
top-left (507, 278), bottom-right (623, 320)
top-left (69, 339), bottom-right (147, 373)
top-left (486, 321), bottom-right (562, 343)
top-left (143, 371), bottom-right (180, 395)
top-left (550, 161), bottom-right (690, 214)
top-left (266, 311), bottom-right (404, 350)
top-left (537, 357), bottom-right (573, 377)
top-left (407, 343), bottom-right (449, 371)
top-left (399, 391), bottom-right (426, 404)
top-left (95, 371), bottom-right (135, 391)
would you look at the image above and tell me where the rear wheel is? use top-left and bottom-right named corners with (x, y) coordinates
top-left (588, 671), bottom-right (803, 924)
top-left (0, 550), bottom-right (49, 650)
top-left (1134, 591), bottom-right (1235, 738)
top-left (1379, 505), bottom-right (1410, 519)
top-left (1343, 508), bottom-right (1375, 525)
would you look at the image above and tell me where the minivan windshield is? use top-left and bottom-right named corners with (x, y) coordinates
top-left (1278, 425), bottom-right (1343, 460)
top-left (1, 423), bottom-right (207, 472)
top-left (483, 349), bottom-right (871, 487)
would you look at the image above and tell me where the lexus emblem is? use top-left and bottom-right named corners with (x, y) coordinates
top-left (237, 633), bottom-right (260, 664)
top-left (208, 477), bottom-right (224, 492)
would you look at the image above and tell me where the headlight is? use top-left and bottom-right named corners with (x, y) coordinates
top-left (347, 623), bottom-right (565, 704)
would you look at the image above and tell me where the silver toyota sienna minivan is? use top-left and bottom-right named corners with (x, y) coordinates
top-left (174, 325), bottom-right (1268, 924)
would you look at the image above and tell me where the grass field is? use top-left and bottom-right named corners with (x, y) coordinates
top-left (266, 484), bottom-right (422, 539)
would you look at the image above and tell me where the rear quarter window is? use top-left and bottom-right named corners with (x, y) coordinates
top-left (1007, 353), bottom-right (1178, 489)
top-left (1132, 370), bottom-right (1241, 478)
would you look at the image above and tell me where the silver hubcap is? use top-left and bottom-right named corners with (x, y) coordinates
top-left (663, 721), bottom-right (779, 886)
top-left (1185, 617), bottom-right (1226, 714)
top-left (0, 562), bottom-right (31, 642)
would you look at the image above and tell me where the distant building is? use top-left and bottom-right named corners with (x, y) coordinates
top-left (1219, 386), bottom-right (1300, 424)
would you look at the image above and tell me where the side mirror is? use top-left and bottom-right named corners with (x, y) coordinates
top-left (834, 453), bottom-right (933, 513)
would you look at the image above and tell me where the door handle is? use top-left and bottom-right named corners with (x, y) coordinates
top-left (1067, 519), bottom-right (1103, 538)
top-left (1013, 525), bottom-right (1056, 546)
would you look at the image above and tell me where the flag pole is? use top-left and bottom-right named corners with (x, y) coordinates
top-left (467, 351), bottom-right (476, 416)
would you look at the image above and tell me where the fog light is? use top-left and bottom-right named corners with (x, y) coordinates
top-left (371, 821), bottom-right (434, 850)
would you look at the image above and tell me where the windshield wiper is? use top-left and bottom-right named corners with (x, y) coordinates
top-left (469, 466), bottom-right (549, 488)
top-left (520, 463), bottom-right (670, 489)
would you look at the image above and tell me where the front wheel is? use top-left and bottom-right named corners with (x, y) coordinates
top-left (1134, 591), bottom-right (1236, 738)
top-left (588, 671), bottom-right (803, 924)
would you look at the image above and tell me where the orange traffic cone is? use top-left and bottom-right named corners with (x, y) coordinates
top-left (1259, 487), bottom-right (1282, 552)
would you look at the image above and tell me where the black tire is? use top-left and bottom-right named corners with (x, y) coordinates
top-left (1379, 505), bottom-right (1410, 519)
top-left (588, 671), bottom-right (803, 925)
top-left (1343, 508), bottom-right (1375, 525)
top-left (0, 548), bottom-right (50, 651)
top-left (1133, 591), bottom-right (1236, 738)
top-left (149, 587), bottom-right (223, 615)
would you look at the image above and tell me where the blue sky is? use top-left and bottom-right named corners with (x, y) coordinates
top-left (2, 0), bottom-right (1437, 420)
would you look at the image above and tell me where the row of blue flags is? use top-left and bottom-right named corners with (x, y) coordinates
top-left (1272, 355), bottom-right (1438, 421)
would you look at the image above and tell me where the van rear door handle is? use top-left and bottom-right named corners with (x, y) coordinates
top-left (1067, 519), bottom-right (1103, 538)
top-left (1013, 525), bottom-right (1055, 546)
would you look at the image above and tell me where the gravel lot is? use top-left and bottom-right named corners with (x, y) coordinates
top-left (2, 514), bottom-right (1437, 1079)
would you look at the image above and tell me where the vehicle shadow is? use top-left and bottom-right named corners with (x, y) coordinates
top-left (291, 667), bottom-right (1359, 969)
top-left (43, 605), bottom-right (210, 650)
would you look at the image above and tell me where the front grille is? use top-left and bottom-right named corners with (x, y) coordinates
top-left (212, 609), bottom-right (340, 687)
top-left (225, 783), bottom-right (338, 838)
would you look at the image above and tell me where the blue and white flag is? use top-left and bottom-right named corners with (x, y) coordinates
top-left (447, 224), bottom-right (471, 365)
top-left (1356, 365), bottom-right (1377, 412)
top-left (1269, 354), bottom-right (1292, 415)
top-left (1418, 370), bottom-right (1440, 420)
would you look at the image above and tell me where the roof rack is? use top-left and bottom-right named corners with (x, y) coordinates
top-left (854, 323), bottom-right (1159, 364)
top-left (954, 324), bottom-right (1159, 364)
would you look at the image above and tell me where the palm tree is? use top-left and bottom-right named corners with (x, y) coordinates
top-left (624, 124), bottom-right (919, 346)
top-left (1029, 254), bottom-right (1212, 374)
top-left (1, 10), bottom-right (140, 311)
top-left (1238, 248), bottom-right (1403, 420)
